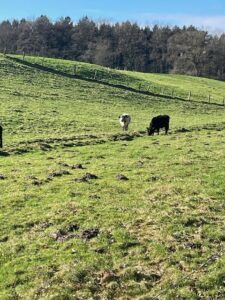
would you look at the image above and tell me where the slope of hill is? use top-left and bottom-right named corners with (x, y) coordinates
top-left (10, 54), bottom-right (225, 105)
top-left (121, 70), bottom-right (225, 105)
top-left (0, 54), bottom-right (224, 299)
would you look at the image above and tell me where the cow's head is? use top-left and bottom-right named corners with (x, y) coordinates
top-left (146, 126), bottom-right (154, 136)
top-left (121, 115), bottom-right (128, 122)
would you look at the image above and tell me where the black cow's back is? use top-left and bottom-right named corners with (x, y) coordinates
top-left (151, 115), bottom-right (170, 127)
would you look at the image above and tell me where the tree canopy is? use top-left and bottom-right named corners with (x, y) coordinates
top-left (0, 16), bottom-right (225, 80)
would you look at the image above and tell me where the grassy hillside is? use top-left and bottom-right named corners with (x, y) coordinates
top-left (10, 54), bottom-right (225, 105)
top-left (121, 71), bottom-right (225, 105)
top-left (0, 54), bottom-right (225, 299)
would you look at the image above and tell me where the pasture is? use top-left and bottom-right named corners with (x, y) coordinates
top-left (0, 54), bottom-right (224, 299)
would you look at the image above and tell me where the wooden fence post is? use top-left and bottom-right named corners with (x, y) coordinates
top-left (94, 70), bottom-right (97, 80)
top-left (0, 126), bottom-right (3, 148)
top-left (172, 90), bottom-right (174, 98)
top-left (208, 93), bottom-right (211, 103)
top-left (73, 65), bottom-right (77, 75)
top-left (188, 91), bottom-right (192, 100)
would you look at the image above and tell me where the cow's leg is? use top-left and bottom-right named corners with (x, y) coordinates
top-left (165, 125), bottom-right (169, 134)
top-left (157, 129), bottom-right (160, 135)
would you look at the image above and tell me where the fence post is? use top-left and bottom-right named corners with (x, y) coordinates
top-left (3, 48), bottom-right (7, 56)
top-left (172, 90), bottom-right (174, 98)
top-left (93, 70), bottom-right (97, 80)
top-left (73, 65), bottom-right (77, 75)
top-left (0, 126), bottom-right (3, 148)
top-left (208, 93), bottom-right (211, 103)
top-left (188, 91), bottom-right (192, 100)
top-left (23, 51), bottom-right (25, 61)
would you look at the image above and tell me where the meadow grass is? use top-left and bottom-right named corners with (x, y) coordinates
top-left (10, 54), bottom-right (225, 105)
top-left (0, 54), bottom-right (224, 299)
top-left (121, 71), bottom-right (225, 105)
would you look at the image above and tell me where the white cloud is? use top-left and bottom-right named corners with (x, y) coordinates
top-left (138, 13), bottom-right (225, 34)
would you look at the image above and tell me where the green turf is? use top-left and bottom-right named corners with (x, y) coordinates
top-left (0, 54), bottom-right (224, 299)
top-left (9, 54), bottom-right (225, 105)
top-left (121, 71), bottom-right (225, 105)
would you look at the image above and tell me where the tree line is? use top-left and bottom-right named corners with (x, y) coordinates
top-left (0, 16), bottom-right (225, 80)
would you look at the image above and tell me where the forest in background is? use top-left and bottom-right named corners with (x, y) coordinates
top-left (0, 16), bottom-right (225, 80)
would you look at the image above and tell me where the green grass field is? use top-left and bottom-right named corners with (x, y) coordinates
top-left (9, 54), bottom-right (225, 105)
top-left (0, 54), bottom-right (225, 299)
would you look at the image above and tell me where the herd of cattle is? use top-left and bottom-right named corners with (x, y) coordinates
top-left (119, 113), bottom-right (170, 135)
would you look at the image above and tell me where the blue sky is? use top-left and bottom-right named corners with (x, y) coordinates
top-left (1, 0), bottom-right (225, 33)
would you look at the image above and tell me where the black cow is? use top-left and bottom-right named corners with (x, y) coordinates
top-left (147, 115), bottom-right (170, 136)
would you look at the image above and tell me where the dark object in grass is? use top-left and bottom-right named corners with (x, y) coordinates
top-left (76, 177), bottom-right (89, 183)
top-left (51, 226), bottom-right (98, 242)
top-left (71, 163), bottom-right (84, 169)
top-left (116, 174), bottom-right (129, 181)
top-left (0, 151), bottom-right (9, 156)
top-left (51, 228), bottom-right (77, 242)
top-left (31, 179), bottom-right (43, 186)
top-left (13, 148), bottom-right (29, 155)
top-left (0, 235), bottom-right (8, 243)
top-left (147, 115), bottom-right (170, 135)
top-left (76, 173), bottom-right (98, 183)
top-left (47, 170), bottom-right (70, 180)
top-left (80, 228), bottom-right (99, 240)
top-left (176, 127), bottom-right (191, 133)
top-left (111, 134), bottom-right (134, 141)
top-left (67, 224), bottom-right (79, 232)
top-left (89, 194), bottom-right (101, 200)
top-left (51, 229), bottom-right (70, 242)
top-left (39, 142), bottom-right (52, 150)
top-left (83, 173), bottom-right (98, 179)
top-left (0, 174), bottom-right (6, 180)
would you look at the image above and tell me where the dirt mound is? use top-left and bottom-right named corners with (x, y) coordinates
top-left (47, 170), bottom-right (70, 180)
top-left (116, 174), bottom-right (129, 181)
